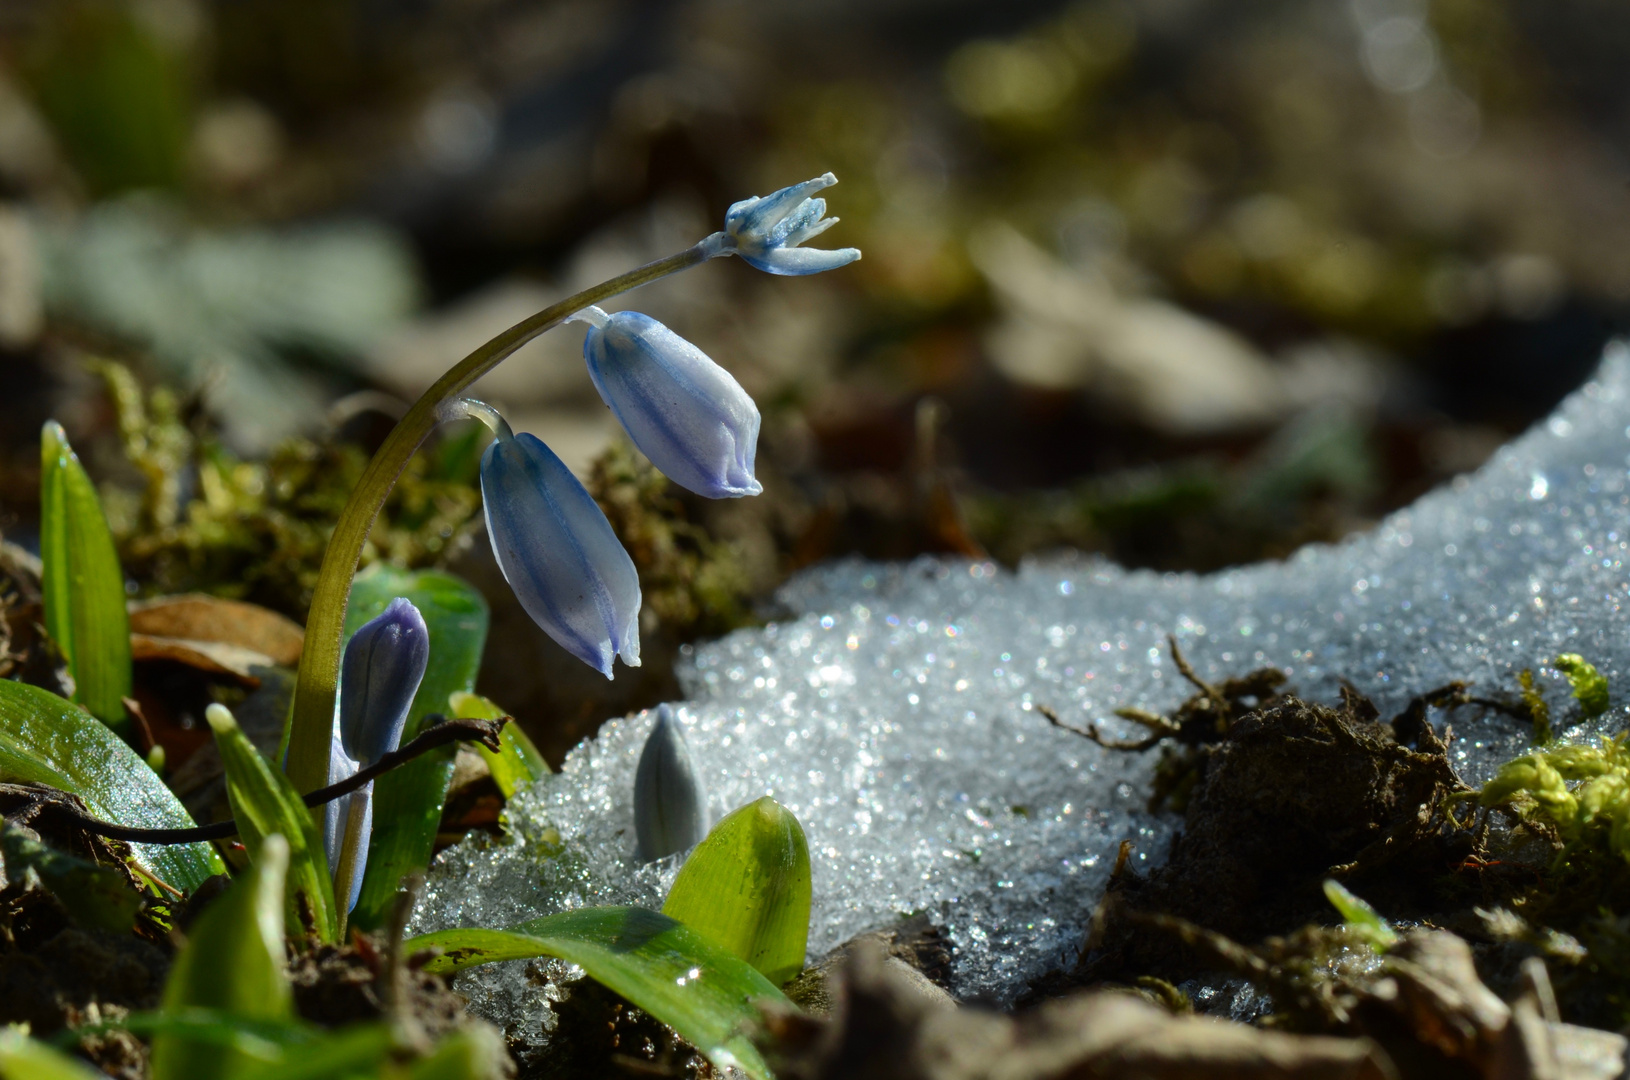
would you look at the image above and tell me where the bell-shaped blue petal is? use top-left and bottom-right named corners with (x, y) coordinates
top-left (339, 596), bottom-right (429, 765)
top-left (722, 172), bottom-right (862, 276)
top-left (481, 430), bottom-right (642, 678)
top-left (573, 306), bottom-right (762, 499)
top-left (322, 727), bottom-right (355, 874)
top-left (634, 704), bottom-right (709, 861)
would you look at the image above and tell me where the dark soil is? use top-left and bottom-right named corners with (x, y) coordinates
top-left (0, 886), bottom-right (167, 1078)
top-left (1049, 669), bottom-right (1541, 1000)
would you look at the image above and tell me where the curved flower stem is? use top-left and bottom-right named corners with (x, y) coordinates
top-left (285, 242), bottom-right (715, 792)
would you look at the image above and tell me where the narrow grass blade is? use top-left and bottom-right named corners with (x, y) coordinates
top-left (207, 705), bottom-right (338, 942)
top-left (151, 834), bottom-right (293, 1080)
top-left (348, 564), bottom-right (488, 931)
top-left (405, 1027), bottom-right (507, 1080)
top-left (39, 420), bottom-right (131, 733)
top-left (406, 905), bottom-right (788, 1080)
top-left (448, 690), bottom-right (548, 798)
top-left (236, 1025), bottom-right (398, 1080)
top-left (663, 796), bottom-right (812, 986)
top-left (0, 679), bottom-right (222, 891)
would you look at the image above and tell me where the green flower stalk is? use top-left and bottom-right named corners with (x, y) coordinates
top-left (285, 175), bottom-right (860, 794)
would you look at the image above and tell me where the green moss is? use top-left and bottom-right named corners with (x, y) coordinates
top-left (1554, 653), bottom-right (1610, 720)
top-left (96, 362), bottom-right (482, 618)
top-left (586, 441), bottom-right (756, 639)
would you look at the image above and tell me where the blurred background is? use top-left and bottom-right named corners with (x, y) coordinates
top-left (1, 0), bottom-right (1626, 759)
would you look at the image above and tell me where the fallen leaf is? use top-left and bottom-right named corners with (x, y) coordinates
top-left (128, 595), bottom-right (303, 666)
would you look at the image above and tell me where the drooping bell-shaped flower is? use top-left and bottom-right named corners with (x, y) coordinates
top-left (717, 172), bottom-right (862, 276)
top-left (325, 597), bottom-right (428, 913)
top-left (570, 305), bottom-right (761, 499)
top-left (482, 425), bottom-right (642, 677)
top-left (634, 704), bottom-right (709, 861)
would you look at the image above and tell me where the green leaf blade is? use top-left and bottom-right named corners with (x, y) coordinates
top-left (1322, 879), bottom-right (1398, 951)
top-left (348, 565), bottom-right (488, 931)
top-left (208, 705), bottom-right (338, 942)
top-left (0, 1024), bottom-right (106, 1080)
top-left (39, 420), bottom-right (132, 733)
top-left (663, 796), bottom-right (812, 986)
top-left (152, 834), bottom-right (293, 1080)
top-left (0, 679), bottom-right (222, 891)
top-left (449, 690), bottom-right (548, 798)
top-left (406, 905), bottom-right (788, 1080)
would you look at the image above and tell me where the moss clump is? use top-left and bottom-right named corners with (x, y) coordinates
top-left (95, 363), bottom-right (482, 618)
top-left (587, 440), bottom-right (756, 639)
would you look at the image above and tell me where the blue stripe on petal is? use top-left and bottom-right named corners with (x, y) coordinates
top-left (481, 433), bottom-right (642, 677)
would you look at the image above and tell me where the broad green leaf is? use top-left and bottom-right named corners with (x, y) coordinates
top-left (348, 564), bottom-right (488, 931)
top-left (208, 705), bottom-right (338, 943)
top-left (0, 1024), bottom-right (104, 1080)
top-left (663, 797), bottom-right (812, 986)
top-left (151, 834), bottom-right (293, 1080)
top-left (1, 823), bottom-right (141, 933)
top-left (1555, 653), bottom-right (1610, 719)
top-left (406, 905), bottom-right (788, 1080)
top-left (1322, 879), bottom-right (1397, 952)
top-left (39, 420), bottom-right (131, 733)
top-left (448, 690), bottom-right (548, 798)
top-left (0, 679), bottom-right (222, 891)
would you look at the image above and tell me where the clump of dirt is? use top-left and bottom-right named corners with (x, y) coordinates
top-left (287, 938), bottom-right (471, 1040)
top-left (1067, 660), bottom-right (1533, 986)
top-left (0, 885), bottom-right (168, 1078)
top-left (513, 971), bottom-right (714, 1079)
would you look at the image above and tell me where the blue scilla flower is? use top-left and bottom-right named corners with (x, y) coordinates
top-left (714, 172), bottom-right (862, 276)
top-left (340, 597), bottom-right (429, 765)
top-left (326, 597), bottom-right (429, 911)
top-left (481, 421), bottom-right (642, 677)
top-left (569, 305), bottom-right (761, 499)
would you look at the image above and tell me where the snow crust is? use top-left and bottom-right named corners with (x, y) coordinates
top-left (416, 343), bottom-right (1630, 1038)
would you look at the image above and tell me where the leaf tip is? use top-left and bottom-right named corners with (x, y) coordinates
top-left (204, 702), bottom-right (239, 735)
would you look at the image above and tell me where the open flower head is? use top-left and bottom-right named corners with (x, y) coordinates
top-left (722, 172), bottom-right (862, 276)
top-left (574, 306), bottom-right (761, 499)
top-left (482, 429), bottom-right (642, 677)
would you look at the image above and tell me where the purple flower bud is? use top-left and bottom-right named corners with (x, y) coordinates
top-left (481, 429), bottom-right (641, 678)
top-left (572, 306), bottom-right (761, 499)
top-left (634, 705), bottom-right (709, 861)
top-left (339, 597), bottom-right (429, 765)
top-left (721, 173), bottom-right (861, 276)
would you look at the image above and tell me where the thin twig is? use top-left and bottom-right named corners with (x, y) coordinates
top-left (40, 716), bottom-right (508, 846)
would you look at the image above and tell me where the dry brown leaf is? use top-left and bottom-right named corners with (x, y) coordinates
top-left (127, 594), bottom-right (303, 666)
top-left (128, 634), bottom-right (275, 683)
top-left (763, 943), bottom-right (1397, 1080)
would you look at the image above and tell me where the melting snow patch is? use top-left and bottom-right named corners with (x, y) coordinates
top-left (417, 342), bottom-right (1630, 1040)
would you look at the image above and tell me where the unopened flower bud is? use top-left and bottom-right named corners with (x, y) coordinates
top-left (634, 704), bottom-right (709, 861)
top-left (339, 597), bottom-right (429, 766)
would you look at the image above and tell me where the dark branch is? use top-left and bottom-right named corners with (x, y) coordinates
top-left (42, 716), bottom-right (509, 846)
